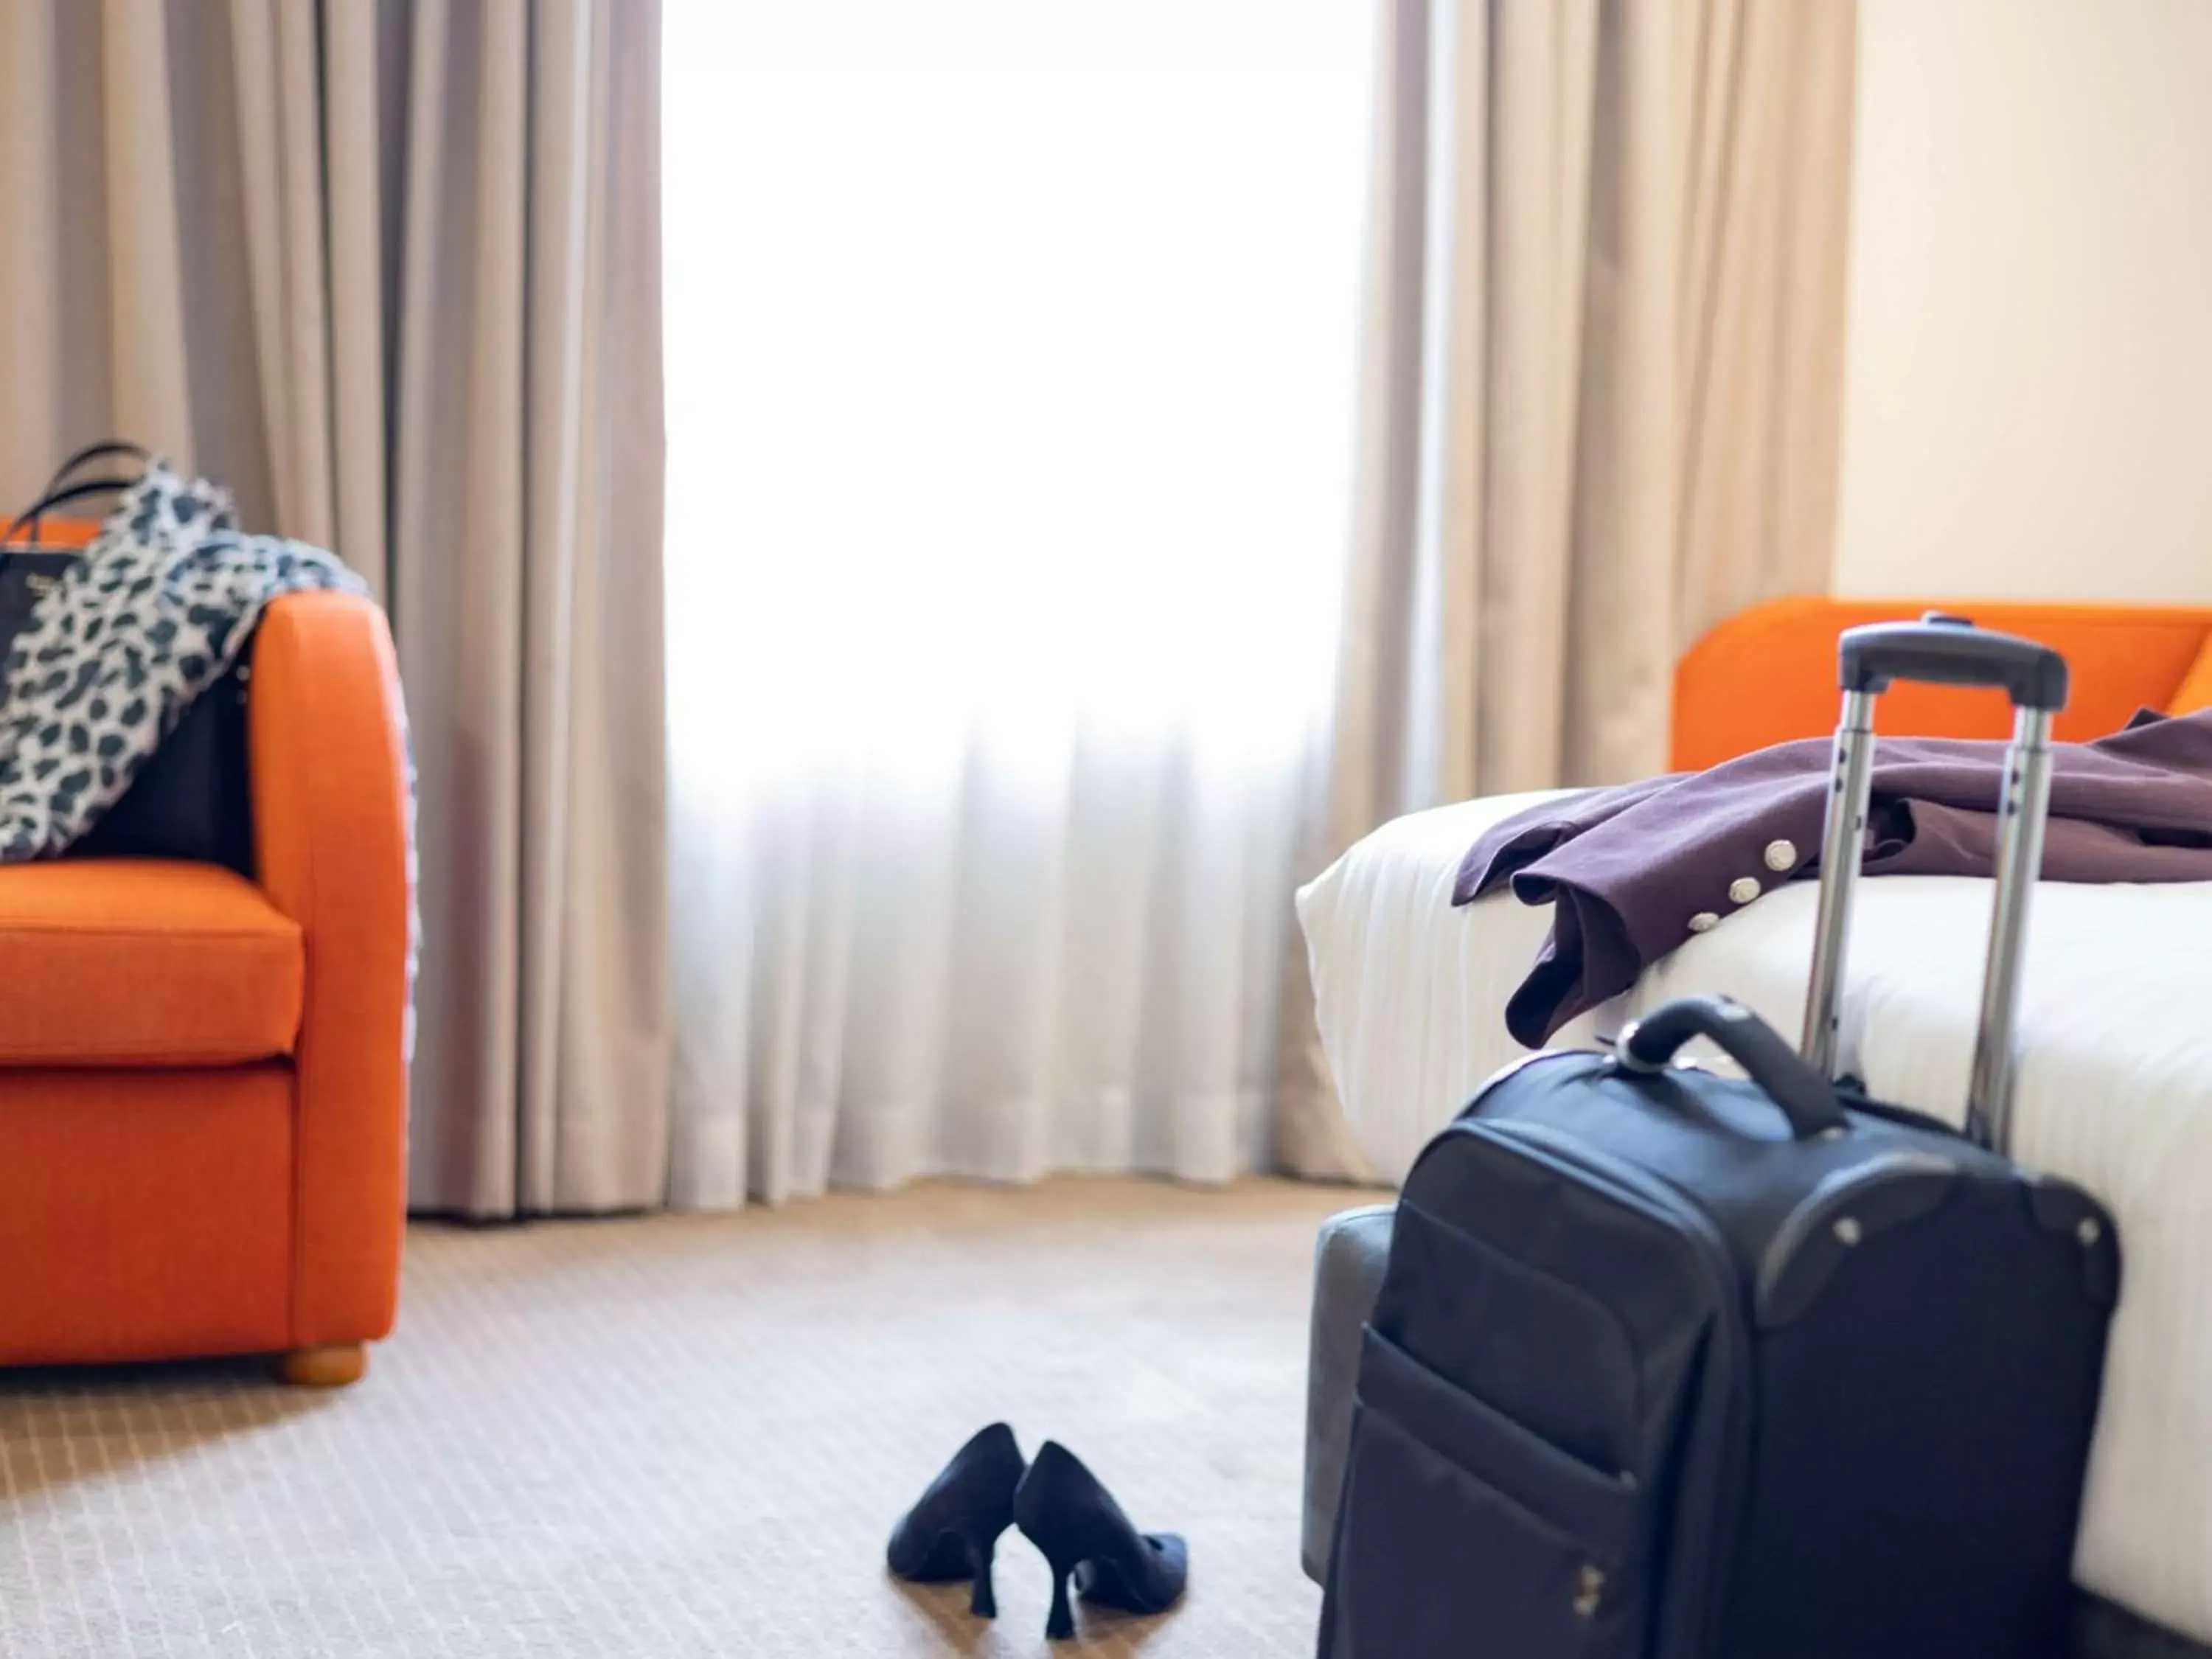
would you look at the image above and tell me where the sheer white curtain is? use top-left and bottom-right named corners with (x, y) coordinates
top-left (661, 4), bottom-right (1371, 1206)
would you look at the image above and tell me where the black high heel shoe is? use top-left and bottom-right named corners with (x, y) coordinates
top-left (885, 1422), bottom-right (1026, 1617)
top-left (1013, 1439), bottom-right (1189, 1641)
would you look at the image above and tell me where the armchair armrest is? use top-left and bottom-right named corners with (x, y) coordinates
top-left (249, 590), bottom-right (411, 1349)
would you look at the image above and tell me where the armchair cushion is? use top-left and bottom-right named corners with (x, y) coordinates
top-left (0, 859), bottom-right (302, 1065)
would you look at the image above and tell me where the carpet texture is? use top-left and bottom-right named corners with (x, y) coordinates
top-left (0, 1178), bottom-right (1354, 1658)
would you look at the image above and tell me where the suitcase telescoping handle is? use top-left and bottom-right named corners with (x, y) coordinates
top-left (1799, 613), bottom-right (2070, 1151)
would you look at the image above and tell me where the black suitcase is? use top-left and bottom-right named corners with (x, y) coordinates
top-left (1318, 619), bottom-right (2121, 1659)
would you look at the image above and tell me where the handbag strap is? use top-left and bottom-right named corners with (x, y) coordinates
top-left (41, 440), bottom-right (149, 496)
top-left (16, 442), bottom-right (149, 547)
top-left (1, 478), bottom-right (138, 552)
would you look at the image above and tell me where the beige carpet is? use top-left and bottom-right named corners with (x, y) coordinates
top-left (0, 1178), bottom-right (1357, 1658)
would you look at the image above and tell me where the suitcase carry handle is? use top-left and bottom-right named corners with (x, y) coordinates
top-left (1801, 614), bottom-right (2066, 1152)
top-left (1619, 995), bottom-right (1851, 1140)
top-left (1840, 614), bottom-right (2070, 711)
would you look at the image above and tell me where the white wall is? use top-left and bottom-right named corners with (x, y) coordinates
top-left (1833, 0), bottom-right (2212, 602)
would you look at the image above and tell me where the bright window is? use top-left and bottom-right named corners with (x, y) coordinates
top-left (663, 0), bottom-right (1373, 787)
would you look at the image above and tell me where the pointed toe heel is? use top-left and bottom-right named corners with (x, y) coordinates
top-left (1014, 1441), bottom-right (1189, 1641)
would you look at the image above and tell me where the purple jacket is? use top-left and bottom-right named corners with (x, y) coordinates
top-left (1456, 709), bottom-right (2212, 1046)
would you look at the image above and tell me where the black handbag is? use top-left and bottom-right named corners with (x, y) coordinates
top-left (0, 451), bottom-right (254, 874)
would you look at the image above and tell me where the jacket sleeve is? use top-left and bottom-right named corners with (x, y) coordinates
top-left (248, 590), bottom-right (412, 1348)
top-left (1451, 774), bottom-right (1679, 906)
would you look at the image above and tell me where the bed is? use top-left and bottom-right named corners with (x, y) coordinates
top-left (1296, 597), bottom-right (2212, 1652)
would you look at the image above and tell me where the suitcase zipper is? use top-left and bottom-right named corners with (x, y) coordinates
top-left (1453, 1118), bottom-right (1752, 1659)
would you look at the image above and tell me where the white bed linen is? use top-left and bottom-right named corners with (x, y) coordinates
top-left (1297, 793), bottom-right (2212, 1642)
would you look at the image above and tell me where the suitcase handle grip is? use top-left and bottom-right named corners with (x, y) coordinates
top-left (1619, 995), bottom-right (1851, 1140)
top-left (1839, 615), bottom-right (2069, 712)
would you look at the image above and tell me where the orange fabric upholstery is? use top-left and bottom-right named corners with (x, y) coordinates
top-left (2171, 637), bottom-right (2212, 716)
top-left (0, 1068), bottom-right (293, 1364)
top-left (1672, 597), bottom-right (2212, 771)
top-left (0, 590), bottom-right (410, 1369)
top-left (250, 591), bottom-right (413, 1353)
top-left (0, 860), bottom-right (302, 1065)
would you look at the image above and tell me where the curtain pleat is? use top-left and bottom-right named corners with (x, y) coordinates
top-left (321, 0), bottom-right (389, 599)
top-left (226, 0), bottom-right (337, 549)
top-left (99, 0), bottom-right (195, 459)
top-left (0, 3), bottom-right (63, 478)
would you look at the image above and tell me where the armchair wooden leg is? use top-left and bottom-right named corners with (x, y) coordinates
top-left (277, 1343), bottom-right (369, 1387)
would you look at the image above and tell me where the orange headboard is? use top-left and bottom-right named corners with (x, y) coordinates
top-left (1672, 596), bottom-right (2212, 771)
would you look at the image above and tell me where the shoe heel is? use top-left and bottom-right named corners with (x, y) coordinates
top-left (966, 1533), bottom-right (998, 1619)
top-left (886, 1422), bottom-right (1026, 1615)
top-left (1043, 1556), bottom-right (1077, 1641)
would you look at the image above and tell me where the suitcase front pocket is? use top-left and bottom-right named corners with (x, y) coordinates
top-left (1328, 1329), bottom-right (1648, 1659)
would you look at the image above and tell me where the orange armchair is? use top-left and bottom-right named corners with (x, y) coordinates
top-left (0, 590), bottom-right (411, 1384)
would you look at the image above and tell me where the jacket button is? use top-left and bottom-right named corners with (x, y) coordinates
top-left (1764, 838), bottom-right (1798, 872)
top-left (1687, 911), bottom-right (1719, 933)
top-left (1728, 876), bottom-right (1760, 904)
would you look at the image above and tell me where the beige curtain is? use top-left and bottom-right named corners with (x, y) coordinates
top-left (0, 0), bottom-right (669, 1217)
top-left (1278, 0), bottom-right (1857, 1176)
